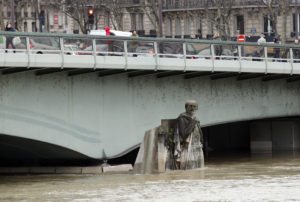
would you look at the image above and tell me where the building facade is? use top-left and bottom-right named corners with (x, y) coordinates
top-left (2, 0), bottom-right (300, 42)
top-left (162, 0), bottom-right (300, 41)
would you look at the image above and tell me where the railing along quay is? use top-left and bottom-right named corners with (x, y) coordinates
top-left (1, 31), bottom-right (300, 75)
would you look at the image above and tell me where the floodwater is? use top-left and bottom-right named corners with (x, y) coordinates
top-left (1, 154), bottom-right (300, 202)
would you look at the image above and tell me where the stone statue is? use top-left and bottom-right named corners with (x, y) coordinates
top-left (172, 100), bottom-right (204, 169)
top-left (134, 100), bottom-right (204, 174)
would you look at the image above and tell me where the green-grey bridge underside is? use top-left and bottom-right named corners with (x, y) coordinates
top-left (0, 70), bottom-right (299, 159)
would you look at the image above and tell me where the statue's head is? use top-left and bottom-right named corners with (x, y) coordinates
top-left (185, 100), bottom-right (198, 116)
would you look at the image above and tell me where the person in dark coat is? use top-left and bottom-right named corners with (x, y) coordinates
top-left (273, 37), bottom-right (280, 61)
top-left (293, 39), bottom-right (300, 63)
top-left (5, 22), bottom-right (16, 53)
top-left (213, 33), bottom-right (223, 59)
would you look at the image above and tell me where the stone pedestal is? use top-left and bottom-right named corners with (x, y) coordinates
top-left (133, 120), bottom-right (176, 174)
top-left (133, 127), bottom-right (160, 174)
top-left (134, 119), bottom-right (204, 174)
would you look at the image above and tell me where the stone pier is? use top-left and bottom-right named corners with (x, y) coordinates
top-left (250, 120), bottom-right (300, 154)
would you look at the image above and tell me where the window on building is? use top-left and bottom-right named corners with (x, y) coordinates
top-left (24, 22), bottom-right (27, 32)
top-left (176, 17), bottom-right (181, 36)
top-left (263, 15), bottom-right (274, 34)
top-left (31, 11), bottom-right (36, 18)
top-left (59, 12), bottom-right (63, 26)
top-left (49, 10), bottom-right (54, 26)
top-left (7, 11), bottom-right (10, 18)
top-left (236, 15), bottom-right (244, 34)
top-left (32, 22), bottom-right (36, 32)
top-left (105, 11), bottom-right (110, 27)
top-left (197, 16), bottom-right (202, 34)
top-left (185, 16), bottom-right (190, 35)
top-left (131, 13), bottom-right (136, 31)
top-left (138, 14), bottom-right (144, 30)
top-left (65, 13), bottom-right (68, 26)
top-left (24, 6), bottom-right (28, 17)
top-left (210, 20), bottom-right (214, 34)
top-left (119, 14), bottom-right (124, 30)
top-left (40, 10), bottom-right (45, 26)
top-left (167, 18), bottom-right (173, 36)
top-left (293, 13), bottom-right (300, 33)
top-left (175, 0), bottom-right (179, 7)
top-left (152, 13), bottom-right (156, 30)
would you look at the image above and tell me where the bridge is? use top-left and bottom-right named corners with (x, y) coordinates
top-left (1, 31), bottom-right (300, 163)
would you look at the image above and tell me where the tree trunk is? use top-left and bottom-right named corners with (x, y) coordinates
top-left (280, 0), bottom-right (287, 44)
top-left (16, 1), bottom-right (24, 31)
top-left (0, 0), bottom-right (5, 30)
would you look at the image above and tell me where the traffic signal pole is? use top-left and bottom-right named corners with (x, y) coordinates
top-left (296, 0), bottom-right (299, 38)
top-left (88, 9), bottom-right (94, 31)
top-left (10, 0), bottom-right (15, 27)
top-left (158, 0), bottom-right (163, 37)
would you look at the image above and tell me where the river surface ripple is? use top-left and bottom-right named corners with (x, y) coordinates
top-left (1, 155), bottom-right (300, 201)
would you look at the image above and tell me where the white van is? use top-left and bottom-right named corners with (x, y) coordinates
top-left (89, 29), bottom-right (132, 37)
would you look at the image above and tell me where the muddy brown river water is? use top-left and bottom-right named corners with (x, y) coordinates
top-left (1, 154), bottom-right (300, 201)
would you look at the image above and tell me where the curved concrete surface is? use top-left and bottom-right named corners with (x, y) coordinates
top-left (0, 71), bottom-right (299, 159)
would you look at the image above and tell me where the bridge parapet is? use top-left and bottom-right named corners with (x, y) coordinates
top-left (1, 31), bottom-right (300, 75)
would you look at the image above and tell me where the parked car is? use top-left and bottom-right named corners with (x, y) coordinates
top-left (198, 48), bottom-right (234, 60)
top-left (134, 43), bottom-right (199, 59)
top-left (15, 37), bottom-right (60, 54)
top-left (64, 44), bottom-right (79, 55)
top-left (77, 42), bottom-right (124, 56)
top-left (135, 43), bottom-right (154, 57)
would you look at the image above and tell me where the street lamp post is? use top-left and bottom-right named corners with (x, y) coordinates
top-left (296, 0), bottom-right (299, 38)
top-left (158, 0), bottom-right (163, 37)
top-left (10, 0), bottom-right (15, 27)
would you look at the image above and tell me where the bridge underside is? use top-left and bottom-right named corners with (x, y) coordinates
top-left (1, 66), bottom-right (300, 83)
top-left (2, 116), bottom-right (300, 166)
top-left (0, 134), bottom-right (94, 166)
top-left (204, 117), bottom-right (300, 155)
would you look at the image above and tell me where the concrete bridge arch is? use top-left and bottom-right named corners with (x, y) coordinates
top-left (0, 71), bottom-right (299, 159)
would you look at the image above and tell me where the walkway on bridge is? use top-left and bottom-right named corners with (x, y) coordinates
top-left (1, 31), bottom-right (300, 82)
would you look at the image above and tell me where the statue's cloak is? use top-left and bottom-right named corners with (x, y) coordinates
top-left (173, 112), bottom-right (204, 169)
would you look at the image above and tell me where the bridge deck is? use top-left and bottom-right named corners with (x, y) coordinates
top-left (0, 52), bottom-right (298, 75)
top-left (1, 32), bottom-right (300, 159)
top-left (1, 31), bottom-right (300, 75)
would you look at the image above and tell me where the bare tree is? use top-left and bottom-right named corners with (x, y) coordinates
top-left (203, 0), bottom-right (234, 40)
top-left (279, 0), bottom-right (290, 44)
top-left (142, 0), bottom-right (159, 34)
top-left (0, 0), bottom-right (6, 30)
top-left (50, 0), bottom-right (126, 33)
top-left (15, 0), bottom-right (29, 31)
top-left (261, 0), bottom-right (290, 43)
top-left (261, 0), bottom-right (279, 36)
top-left (109, 0), bottom-right (124, 30)
top-left (31, 0), bottom-right (42, 32)
top-left (50, 0), bottom-right (97, 34)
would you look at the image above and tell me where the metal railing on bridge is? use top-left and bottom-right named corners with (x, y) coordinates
top-left (162, 0), bottom-right (295, 10)
top-left (1, 31), bottom-right (300, 75)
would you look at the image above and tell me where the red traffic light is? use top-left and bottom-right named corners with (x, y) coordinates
top-left (88, 9), bottom-right (94, 15)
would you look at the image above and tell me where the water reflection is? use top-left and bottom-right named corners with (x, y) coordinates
top-left (1, 154), bottom-right (300, 201)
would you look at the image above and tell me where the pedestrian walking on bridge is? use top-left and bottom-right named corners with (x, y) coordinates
top-left (5, 22), bottom-right (16, 53)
